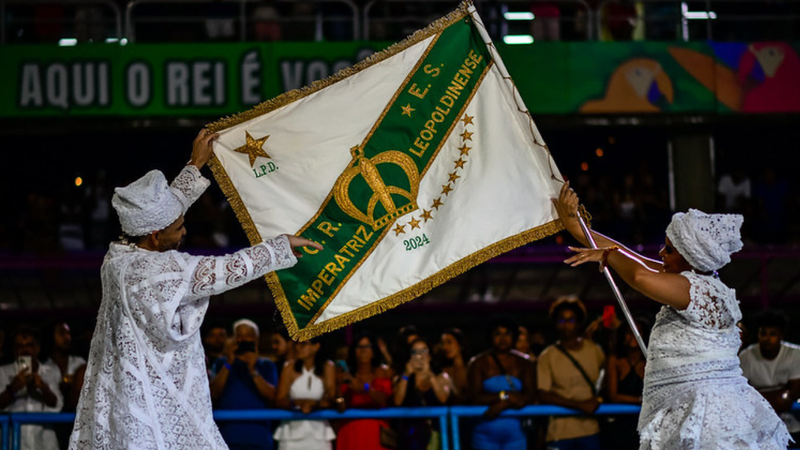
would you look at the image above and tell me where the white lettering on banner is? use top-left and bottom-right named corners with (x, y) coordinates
top-left (127, 62), bottom-right (151, 107)
top-left (240, 50), bottom-right (262, 105)
top-left (20, 64), bottom-right (43, 107)
top-left (167, 63), bottom-right (189, 106)
top-left (19, 61), bottom-right (110, 110)
top-left (167, 61), bottom-right (226, 107)
top-left (72, 63), bottom-right (95, 106)
top-left (279, 49), bottom-right (377, 92)
top-left (46, 64), bottom-right (69, 109)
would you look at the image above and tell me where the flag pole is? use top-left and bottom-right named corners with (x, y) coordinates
top-left (577, 215), bottom-right (648, 358)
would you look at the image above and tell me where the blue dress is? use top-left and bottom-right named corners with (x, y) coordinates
top-left (472, 375), bottom-right (526, 450)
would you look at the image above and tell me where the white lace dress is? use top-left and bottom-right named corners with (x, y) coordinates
top-left (638, 271), bottom-right (790, 450)
top-left (68, 165), bottom-right (298, 450)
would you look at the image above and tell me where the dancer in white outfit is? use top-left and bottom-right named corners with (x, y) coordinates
top-left (555, 182), bottom-right (790, 450)
top-left (274, 338), bottom-right (336, 450)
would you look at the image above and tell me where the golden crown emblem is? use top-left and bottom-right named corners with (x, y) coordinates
top-left (334, 146), bottom-right (420, 231)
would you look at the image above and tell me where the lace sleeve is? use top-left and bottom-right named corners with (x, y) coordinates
top-left (170, 165), bottom-right (210, 213)
top-left (676, 272), bottom-right (738, 330)
top-left (186, 235), bottom-right (297, 300)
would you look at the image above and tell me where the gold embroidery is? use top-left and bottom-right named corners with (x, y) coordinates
top-left (441, 184), bottom-right (453, 196)
top-left (333, 146), bottom-right (420, 231)
top-left (408, 217), bottom-right (421, 229)
top-left (233, 131), bottom-right (271, 167)
top-left (401, 104), bottom-right (415, 116)
top-left (393, 223), bottom-right (406, 236)
top-left (448, 171), bottom-right (461, 183)
top-left (420, 209), bottom-right (433, 222)
top-left (454, 158), bottom-right (466, 169)
top-left (458, 144), bottom-right (471, 156)
top-left (460, 130), bottom-right (474, 141)
top-left (461, 114), bottom-right (474, 125)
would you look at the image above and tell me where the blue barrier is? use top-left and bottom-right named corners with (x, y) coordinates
top-left (1, 414), bottom-right (8, 450)
top-left (4, 403), bottom-right (800, 450)
top-left (449, 404), bottom-right (641, 450)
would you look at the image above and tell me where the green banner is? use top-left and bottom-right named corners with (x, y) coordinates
top-left (3, 41), bottom-right (799, 116)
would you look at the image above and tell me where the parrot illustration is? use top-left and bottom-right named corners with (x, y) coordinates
top-left (580, 58), bottom-right (674, 113)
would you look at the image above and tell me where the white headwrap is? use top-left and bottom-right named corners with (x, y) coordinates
top-left (233, 319), bottom-right (260, 337)
top-left (112, 170), bottom-right (184, 237)
top-left (665, 208), bottom-right (744, 272)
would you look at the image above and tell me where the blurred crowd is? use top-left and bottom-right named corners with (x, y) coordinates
top-left (3, 297), bottom-right (800, 450)
top-left (2, 0), bottom-right (799, 44)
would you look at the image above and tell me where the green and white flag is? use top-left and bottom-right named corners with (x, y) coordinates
top-left (208, 2), bottom-right (565, 340)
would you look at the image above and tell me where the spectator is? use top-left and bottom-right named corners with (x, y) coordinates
top-left (537, 296), bottom-right (604, 450)
top-left (336, 332), bottom-right (393, 450)
top-left (202, 321), bottom-right (228, 374)
top-left (739, 310), bottom-right (800, 441)
top-left (530, 2), bottom-right (561, 41)
top-left (717, 167), bottom-right (752, 214)
top-left (274, 337), bottom-right (336, 449)
top-left (210, 319), bottom-right (278, 450)
top-left (603, 316), bottom-right (650, 450)
top-left (252, 5), bottom-right (282, 41)
top-left (438, 327), bottom-right (469, 402)
top-left (0, 326), bottom-right (62, 450)
top-left (267, 327), bottom-right (294, 371)
top-left (42, 321), bottom-right (87, 447)
top-left (393, 338), bottom-right (452, 450)
top-left (468, 317), bottom-right (536, 450)
top-left (391, 324), bottom-right (420, 374)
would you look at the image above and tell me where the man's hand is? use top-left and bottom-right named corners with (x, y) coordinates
top-left (576, 397), bottom-right (601, 414)
top-left (190, 129), bottom-right (220, 169)
top-left (9, 371), bottom-right (26, 394)
top-left (285, 235), bottom-right (324, 258)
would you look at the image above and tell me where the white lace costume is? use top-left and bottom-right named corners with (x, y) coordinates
top-left (638, 271), bottom-right (790, 450)
top-left (69, 166), bottom-right (298, 450)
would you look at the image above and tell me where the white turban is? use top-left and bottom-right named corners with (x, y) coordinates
top-left (112, 170), bottom-right (184, 237)
top-left (666, 209), bottom-right (744, 272)
top-left (233, 319), bottom-right (260, 337)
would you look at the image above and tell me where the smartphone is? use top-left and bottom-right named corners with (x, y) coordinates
top-left (335, 359), bottom-right (349, 374)
top-left (234, 341), bottom-right (256, 355)
top-left (17, 355), bottom-right (32, 374)
top-left (602, 305), bottom-right (615, 328)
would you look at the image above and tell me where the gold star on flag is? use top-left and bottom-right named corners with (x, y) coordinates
top-left (454, 158), bottom-right (466, 169)
top-left (458, 144), bottom-right (471, 156)
top-left (234, 131), bottom-right (271, 167)
top-left (431, 198), bottom-right (444, 210)
top-left (460, 130), bottom-right (473, 141)
top-left (448, 171), bottom-right (461, 183)
top-left (420, 209), bottom-right (433, 222)
top-left (394, 223), bottom-right (406, 236)
top-left (461, 114), bottom-right (474, 125)
top-left (401, 104), bottom-right (415, 116)
top-left (409, 217), bottom-right (421, 229)
top-left (441, 184), bottom-right (453, 196)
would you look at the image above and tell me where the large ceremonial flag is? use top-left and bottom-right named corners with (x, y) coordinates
top-left (207, 2), bottom-right (565, 339)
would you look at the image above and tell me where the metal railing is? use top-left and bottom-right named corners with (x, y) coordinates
top-left (7, 403), bottom-right (795, 450)
top-left (0, 0), bottom-right (122, 44)
top-left (125, 0), bottom-right (359, 42)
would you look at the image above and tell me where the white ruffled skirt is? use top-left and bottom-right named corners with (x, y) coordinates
top-left (639, 368), bottom-right (790, 450)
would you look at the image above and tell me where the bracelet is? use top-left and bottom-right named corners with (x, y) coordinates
top-left (363, 383), bottom-right (370, 392)
top-left (498, 390), bottom-right (509, 401)
top-left (223, 362), bottom-right (232, 371)
top-left (401, 375), bottom-right (409, 381)
top-left (600, 245), bottom-right (620, 270)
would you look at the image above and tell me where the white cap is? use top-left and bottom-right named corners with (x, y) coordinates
top-left (666, 208), bottom-right (744, 272)
top-left (112, 170), bottom-right (184, 236)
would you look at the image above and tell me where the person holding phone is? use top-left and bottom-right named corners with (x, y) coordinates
top-left (393, 338), bottom-right (452, 450)
top-left (210, 319), bottom-right (279, 450)
top-left (0, 326), bottom-right (62, 450)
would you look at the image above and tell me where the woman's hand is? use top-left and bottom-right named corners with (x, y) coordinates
top-left (564, 246), bottom-right (606, 267)
top-left (285, 235), bottom-right (324, 258)
top-left (553, 182), bottom-right (581, 228)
